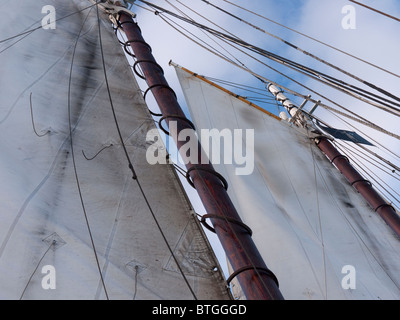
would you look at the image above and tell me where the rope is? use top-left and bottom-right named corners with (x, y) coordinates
top-left (349, 0), bottom-right (400, 23)
top-left (0, 2), bottom-right (99, 45)
top-left (220, 0), bottom-right (400, 79)
top-left (156, 11), bottom-right (400, 141)
top-left (140, 0), bottom-right (400, 112)
top-left (69, 5), bottom-right (110, 300)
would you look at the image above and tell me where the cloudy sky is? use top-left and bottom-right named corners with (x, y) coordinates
top-left (124, 0), bottom-right (400, 275)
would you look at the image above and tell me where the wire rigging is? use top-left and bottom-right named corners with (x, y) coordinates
top-left (29, 93), bottom-right (50, 137)
top-left (140, 0), bottom-right (400, 114)
top-left (19, 240), bottom-right (55, 300)
top-left (220, 0), bottom-right (400, 79)
top-left (140, 0), bottom-right (400, 142)
top-left (0, 2), bottom-right (99, 46)
top-left (201, 0), bottom-right (400, 108)
top-left (201, 0), bottom-right (400, 114)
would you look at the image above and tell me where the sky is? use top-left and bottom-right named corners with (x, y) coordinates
top-left (124, 0), bottom-right (400, 277)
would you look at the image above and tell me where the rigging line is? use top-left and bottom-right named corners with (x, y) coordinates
top-left (166, 0), bottom-right (240, 64)
top-left (144, 0), bottom-right (400, 108)
top-left (206, 30), bottom-right (400, 138)
top-left (334, 142), bottom-right (400, 211)
top-left (0, 30), bottom-right (33, 54)
top-left (204, 76), bottom-right (277, 98)
top-left (202, 0), bottom-right (400, 106)
top-left (220, 0), bottom-right (400, 79)
top-left (29, 93), bottom-right (50, 137)
top-left (339, 142), bottom-right (400, 184)
top-left (316, 113), bottom-right (400, 169)
top-left (154, 8), bottom-right (400, 141)
top-left (170, 0), bottom-right (249, 69)
top-left (140, 1), bottom-right (400, 116)
top-left (97, 6), bottom-right (137, 181)
top-left (157, 13), bottom-right (237, 68)
top-left (210, 31), bottom-right (400, 114)
top-left (356, 143), bottom-right (400, 172)
top-left (316, 105), bottom-right (400, 157)
top-left (0, 17), bottom-right (40, 52)
top-left (349, 0), bottom-right (400, 23)
top-left (82, 144), bottom-right (114, 160)
top-left (0, 2), bottom-right (99, 45)
top-left (19, 240), bottom-right (55, 300)
top-left (158, 12), bottom-right (238, 67)
top-left (71, 5), bottom-right (109, 300)
top-left (135, 177), bottom-right (199, 300)
top-left (132, 2), bottom-right (155, 13)
top-left (338, 142), bottom-right (399, 182)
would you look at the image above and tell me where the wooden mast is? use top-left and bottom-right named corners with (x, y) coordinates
top-left (267, 84), bottom-right (400, 239)
top-left (316, 137), bottom-right (400, 238)
top-left (117, 11), bottom-right (284, 300)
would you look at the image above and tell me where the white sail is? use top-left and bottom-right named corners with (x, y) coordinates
top-left (0, 1), bottom-right (229, 300)
top-left (174, 64), bottom-right (400, 300)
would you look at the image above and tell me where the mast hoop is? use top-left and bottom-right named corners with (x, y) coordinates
top-left (158, 115), bottom-right (196, 135)
top-left (123, 38), bottom-right (152, 54)
top-left (227, 266), bottom-right (279, 288)
top-left (123, 42), bottom-right (136, 57)
top-left (199, 214), bottom-right (253, 236)
top-left (144, 84), bottom-right (177, 116)
top-left (351, 179), bottom-right (372, 187)
top-left (374, 203), bottom-right (396, 213)
top-left (185, 166), bottom-right (228, 191)
top-left (133, 59), bottom-right (164, 79)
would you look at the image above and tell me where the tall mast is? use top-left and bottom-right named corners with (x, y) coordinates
top-left (115, 10), bottom-right (284, 300)
top-left (267, 84), bottom-right (400, 238)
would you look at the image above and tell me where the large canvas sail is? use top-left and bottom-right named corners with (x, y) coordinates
top-left (0, 1), bottom-right (229, 300)
top-left (174, 64), bottom-right (400, 300)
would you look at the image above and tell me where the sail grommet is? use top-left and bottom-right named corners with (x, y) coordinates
top-left (199, 214), bottom-right (253, 236)
top-left (144, 84), bottom-right (177, 116)
top-left (158, 115), bottom-right (196, 135)
top-left (123, 39), bottom-right (152, 57)
top-left (227, 266), bottom-right (279, 288)
top-left (330, 154), bottom-right (349, 164)
top-left (144, 84), bottom-right (177, 100)
top-left (185, 166), bottom-right (228, 191)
